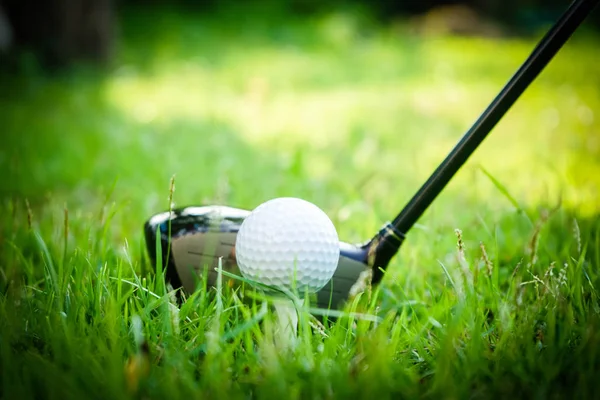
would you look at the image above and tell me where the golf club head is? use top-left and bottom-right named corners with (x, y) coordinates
top-left (143, 205), bottom-right (402, 309)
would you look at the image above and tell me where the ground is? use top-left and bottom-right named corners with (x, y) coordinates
top-left (1, 5), bottom-right (600, 399)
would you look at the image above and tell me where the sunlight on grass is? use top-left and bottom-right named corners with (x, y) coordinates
top-left (103, 14), bottom-right (599, 215)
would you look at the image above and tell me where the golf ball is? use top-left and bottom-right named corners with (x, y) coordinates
top-left (235, 197), bottom-right (340, 295)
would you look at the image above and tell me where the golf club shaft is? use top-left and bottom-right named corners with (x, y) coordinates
top-left (390, 0), bottom-right (598, 235)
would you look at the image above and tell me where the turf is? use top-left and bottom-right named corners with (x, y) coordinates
top-left (1, 5), bottom-right (600, 399)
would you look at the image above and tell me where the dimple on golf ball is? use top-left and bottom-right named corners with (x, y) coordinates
top-left (235, 197), bottom-right (340, 295)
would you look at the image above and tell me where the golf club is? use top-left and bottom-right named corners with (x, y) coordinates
top-left (144, 0), bottom-right (599, 310)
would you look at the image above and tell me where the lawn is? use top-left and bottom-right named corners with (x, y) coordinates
top-left (1, 4), bottom-right (600, 399)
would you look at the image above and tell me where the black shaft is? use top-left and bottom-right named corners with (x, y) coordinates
top-left (390, 0), bottom-right (598, 235)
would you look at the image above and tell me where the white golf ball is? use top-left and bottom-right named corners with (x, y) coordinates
top-left (235, 197), bottom-right (340, 295)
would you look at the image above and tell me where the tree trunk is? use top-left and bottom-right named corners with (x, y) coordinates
top-left (3, 0), bottom-right (115, 69)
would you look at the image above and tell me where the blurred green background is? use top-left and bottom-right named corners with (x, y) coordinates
top-left (1, 0), bottom-right (599, 262)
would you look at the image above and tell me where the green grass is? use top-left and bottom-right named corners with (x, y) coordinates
top-left (1, 5), bottom-right (600, 399)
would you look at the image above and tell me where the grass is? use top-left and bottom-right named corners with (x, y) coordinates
top-left (1, 4), bottom-right (600, 399)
